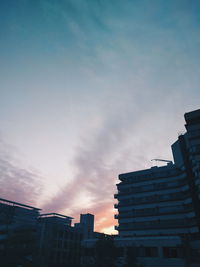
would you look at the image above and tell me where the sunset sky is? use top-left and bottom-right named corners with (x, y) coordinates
top-left (0, 0), bottom-right (200, 234)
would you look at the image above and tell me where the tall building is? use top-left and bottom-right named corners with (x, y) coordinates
top-left (114, 109), bottom-right (200, 266)
top-left (115, 163), bottom-right (196, 237)
top-left (114, 108), bottom-right (200, 238)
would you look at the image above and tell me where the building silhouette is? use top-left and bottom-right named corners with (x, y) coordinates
top-left (37, 213), bottom-right (82, 267)
top-left (114, 108), bottom-right (200, 265)
top-left (0, 198), bottom-right (40, 266)
top-left (0, 199), bottom-right (84, 266)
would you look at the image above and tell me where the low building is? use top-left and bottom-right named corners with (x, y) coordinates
top-left (0, 197), bottom-right (40, 266)
top-left (0, 198), bottom-right (84, 267)
top-left (37, 213), bottom-right (82, 267)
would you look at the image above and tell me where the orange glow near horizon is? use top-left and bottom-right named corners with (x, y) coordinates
top-left (92, 204), bottom-right (118, 235)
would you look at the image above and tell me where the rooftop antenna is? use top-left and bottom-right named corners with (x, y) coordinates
top-left (151, 159), bottom-right (173, 165)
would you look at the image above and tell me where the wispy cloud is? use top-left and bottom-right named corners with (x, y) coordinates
top-left (41, 107), bottom-right (152, 232)
top-left (41, 96), bottom-right (189, 232)
top-left (0, 137), bottom-right (42, 207)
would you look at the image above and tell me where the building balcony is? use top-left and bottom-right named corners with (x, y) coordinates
top-left (118, 168), bottom-right (182, 185)
top-left (117, 191), bottom-right (191, 207)
top-left (117, 204), bottom-right (193, 219)
top-left (117, 218), bottom-right (197, 231)
top-left (116, 211), bottom-right (133, 219)
top-left (116, 180), bottom-right (188, 198)
top-left (114, 214), bottom-right (119, 219)
top-left (114, 203), bottom-right (119, 209)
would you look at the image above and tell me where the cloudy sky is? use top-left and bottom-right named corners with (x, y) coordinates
top-left (0, 0), bottom-right (200, 233)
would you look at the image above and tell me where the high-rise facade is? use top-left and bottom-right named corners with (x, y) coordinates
top-left (115, 108), bottom-right (200, 238)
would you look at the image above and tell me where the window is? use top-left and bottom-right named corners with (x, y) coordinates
top-left (163, 247), bottom-right (178, 258)
top-left (145, 247), bottom-right (158, 257)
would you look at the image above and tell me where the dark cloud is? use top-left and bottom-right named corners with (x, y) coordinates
top-left (0, 138), bottom-right (42, 207)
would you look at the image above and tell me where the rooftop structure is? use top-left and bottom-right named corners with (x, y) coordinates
top-left (39, 213), bottom-right (73, 226)
top-left (0, 197), bottom-right (41, 210)
top-left (75, 213), bottom-right (94, 239)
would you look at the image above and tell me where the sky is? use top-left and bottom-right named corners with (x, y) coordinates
top-left (0, 0), bottom-right (200, 234)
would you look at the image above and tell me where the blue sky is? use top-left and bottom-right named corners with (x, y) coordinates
top-left (0, 0), bottom-right (200, 233)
